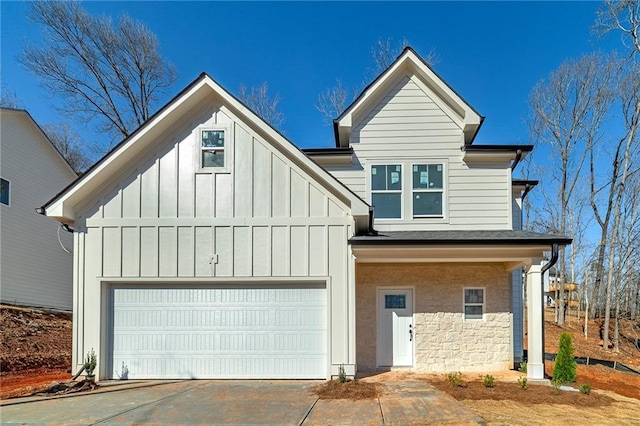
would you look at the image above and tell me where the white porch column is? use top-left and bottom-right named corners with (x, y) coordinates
top-left (526, 262), bottom-right (544, 379)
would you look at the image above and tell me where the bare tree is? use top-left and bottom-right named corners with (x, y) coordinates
top-left (594, 0), bottom-right (640, 57)
top-left (316, 38), bottom-right (438, 126)
top-left (0, 83), bottom-right (22, 109)
top-left (601, 65), bottom-right (640, 349)
top-left (42, 122), bottom-right (92, 174)
top-left (529, 53), bottom-right (616, 325)
top-left (367, 37), bottom-right (438, 78)
top-left (20, 1), bottom-right (176, 147)
top-left (315, 79), bottom-right (351, 126)
top-left (238, 83), bottom-right (285, 129)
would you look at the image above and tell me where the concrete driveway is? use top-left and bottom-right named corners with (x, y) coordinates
top-left (0, 379), bottom-right (485, 425)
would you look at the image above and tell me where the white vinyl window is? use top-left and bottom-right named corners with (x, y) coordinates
top-left (0, 178), bottom-right (9, 206)
top-left (371, 165), bottom-right (402, 219)
top-left (412, 164), bottom-right (443, 217)
top-left (200, 129), bottom-right (226, 168)
top-left (464, 288), bottom-right (485, 320)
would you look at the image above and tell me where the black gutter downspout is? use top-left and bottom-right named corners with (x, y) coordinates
top-left (511, 149), bottom-right (523, 171)
top-left (521, 183), bottom-right (534, 201)
top-left (540, 243), bottom-right (559, 378)
top-left (368, 206), bottom-right (378, 236)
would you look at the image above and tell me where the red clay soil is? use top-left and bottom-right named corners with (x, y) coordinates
top-left (544, 363), bottom-right (640, 400)
top-left (1, 304), bottom-right (73, 399)
top-left (533, 307), bottom-right (640, 371)
top-left (431, 379), bottom-right (616, 407)
top-left (313, 379), bottom-right (381, 400)
top-left (0, 304), bottom-right (72, 372)
top-left (1, 369), bottom-right (71, 399)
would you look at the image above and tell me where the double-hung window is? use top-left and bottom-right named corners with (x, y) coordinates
top-left (200, 129), bottom-right (226, 168)
top-left (0, 178), bottom-right (9, 206)
top-left (463, 288), bottom-right (484, 320)
top-left (412, 164), bottom-right (443, 217)
top-left (371, 165), bottom-right (402, 218)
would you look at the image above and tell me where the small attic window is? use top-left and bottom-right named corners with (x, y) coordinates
top-left (201, 130), bottom-right (225, 168)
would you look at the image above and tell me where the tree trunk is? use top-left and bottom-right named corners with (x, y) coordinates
top-left (614, 292), bottom-right (620, 353)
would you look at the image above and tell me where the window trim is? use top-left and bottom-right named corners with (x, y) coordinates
top-left (0, 177), bottom-right (10, 206)
top-left (463, 287), bottom-right (485, 321)
top-left (370, 164), bottom-right (403, 220)
top-left (367, 159), bottom-right (448, 223)
top-left (196, 124), bottom-right (231, 173)
top-left (411, 162), bottom-right (444, 218)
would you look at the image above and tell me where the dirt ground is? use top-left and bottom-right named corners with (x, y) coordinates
top-left (0, 304), bottom-right (72, 399)
top-left (536, 307), bottom-right (640, 371)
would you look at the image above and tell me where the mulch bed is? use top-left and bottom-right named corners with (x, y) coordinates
top-left (431, 380), bottom-right (615, 407)
top-left (313, 380), bottom-right (380, 400)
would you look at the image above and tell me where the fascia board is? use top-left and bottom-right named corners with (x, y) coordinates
top-left (352, 245), bottom-right (552, 263)
top-left (44, 79), bottom-right (212, 221)
top-left (46, 74), bottom-right (370, 222)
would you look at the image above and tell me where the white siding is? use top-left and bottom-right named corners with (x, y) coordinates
top-left (326, 74), bottom-right (512, 231)
top-left (72, 99), bottom-right (355, 378)
top-left (0, 111), bottom-right (76, 310)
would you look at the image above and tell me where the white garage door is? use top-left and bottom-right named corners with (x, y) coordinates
top-left (109, 285), bottom-right (327, 379)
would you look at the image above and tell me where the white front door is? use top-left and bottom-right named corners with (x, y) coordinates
top-left (377, 288), bottom-right (413, 367)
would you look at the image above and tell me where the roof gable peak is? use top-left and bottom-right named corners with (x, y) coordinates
top-left (333, 46), bottom-right (483, 147)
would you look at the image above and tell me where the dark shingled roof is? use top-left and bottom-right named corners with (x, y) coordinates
top-left (350, 230), bottom-right (571, 246)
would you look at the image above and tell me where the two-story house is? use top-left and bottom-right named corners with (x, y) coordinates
top-left (42, 47), bottom-right (569, 381)
top-left (1, 108), bottom-right (77, 311)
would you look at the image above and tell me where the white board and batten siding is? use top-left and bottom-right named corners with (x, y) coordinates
top-left (0, 110), bottom-right (76, 311)
top-left (326, 74), bottom-right (512, 232)
top-left (73, 99), bottom-right (354, 379)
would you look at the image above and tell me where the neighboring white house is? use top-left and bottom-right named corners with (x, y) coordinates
top-left (43, 48), bottom-right (570, 381)
top-left (1, 108), bottom-right (77, 311)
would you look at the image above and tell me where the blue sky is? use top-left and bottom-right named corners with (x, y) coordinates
top-left (1, 1), bottom-right (621, 154)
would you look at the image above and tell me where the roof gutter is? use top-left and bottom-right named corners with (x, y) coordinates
top-left (521, 183), bottom-right (534, 201)
top-left (511, 149), bottom-right (523, 171)
top-left (540, 243), bottom-right (559, 378)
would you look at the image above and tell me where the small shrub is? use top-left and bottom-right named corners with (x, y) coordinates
top-left (518, 362), bottom-right (527, 374)
top-left (482, 374), bottom-right (495, 388)
top-left (84, 348), bottom-right (97, 377)
top-left (553, 332), bottom-right (577, 386)
top-left (446, 371), bottom-right (463, 388)
top-left (580, 383), bottom-right (592, 395)
top-left (552, 377), bottom-right (563, 389)
top-left (517, 376), bottom-right (528, 390)
top-left (338, 364), bottom-right (346, 384)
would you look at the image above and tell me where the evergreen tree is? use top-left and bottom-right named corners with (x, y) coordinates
top-left (553, 332), bottom-right (577, 384)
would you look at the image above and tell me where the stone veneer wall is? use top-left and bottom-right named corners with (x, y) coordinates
top-left (356, 263), bottom-right (512, 372)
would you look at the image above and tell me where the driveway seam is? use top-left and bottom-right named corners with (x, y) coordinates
top-left (89, 382), bottom-right (208, 425)
top-left (298, 396), bottom-right (319, 425)
top-left (378, 397), bottom-right (385, 424)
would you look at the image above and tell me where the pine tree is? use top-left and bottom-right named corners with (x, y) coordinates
top-left (553, 332), bottom-right (577, 384)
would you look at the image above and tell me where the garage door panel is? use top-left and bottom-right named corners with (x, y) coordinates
top-left (110, 285), bottom-right (327, 379)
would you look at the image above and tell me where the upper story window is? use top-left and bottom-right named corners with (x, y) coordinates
top-left (412, 164), bottom-right (443, 217)
top-left (371, 165), bottom-right (402, 218)
top-left (201, 129), bottom-right (226, 168)
top-left (0, 178), bottom-right (9, 206)
top-left (370, 162), bottom-right (445, 220)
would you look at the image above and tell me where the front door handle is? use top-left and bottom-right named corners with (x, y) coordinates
top-left (409, 324), bottom-right (413, 342)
